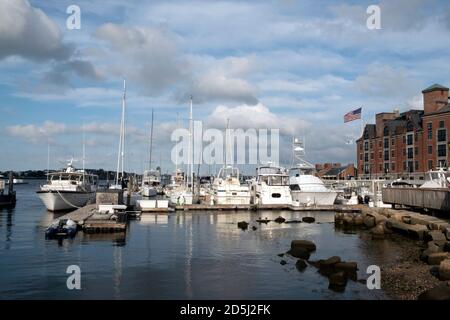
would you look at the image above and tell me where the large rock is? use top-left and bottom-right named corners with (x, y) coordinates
top-left (237, 221), bottom-right (249, 230)
top-left (319, 256), bottom-right (341, 268)
top-left (335, 261), bottom-right (358, 272)
top-left (427, 230), bottom-right (447, 242)
top-left (445, 227), bottom-right (450, 240)
top-left (353, 215), bottom-right (364, 226)
top-left (363, 216), bottom-right (376, 228)
top-left (328, 272), bottom-right (347, 292)
top-left (370, 224), bottom-right (385, 239)
top-left (439, 259), bottom-right (450, 281)
top-left (421, 242), bottom-right (442, 262)
top-left (428, 252), bottom-right (450, 265)
top-left (444, 242), bottom-right (450, 253)
top-left (386, 218), bottom-right (428, 240)
top-left (287, 247), bottom-right (311, 260)
top-left (274, 216), bottom-right (286, 223)
top-left (291, 240), bottom-right (317, 252)
top-left (418, 284), bottom-right (450, 300)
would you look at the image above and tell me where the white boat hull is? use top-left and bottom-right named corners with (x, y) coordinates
top-left (254, 185), bottom-right (292, 205)
top-left (37, 191), bottom-right (96, 212)
top-left (291, 191), bottom-right (338, 206)
top-left (141, 186), bottom-right (157, 197)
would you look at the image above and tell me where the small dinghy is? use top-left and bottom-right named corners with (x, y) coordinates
top-left (45, 219), bottom-right (78, 238)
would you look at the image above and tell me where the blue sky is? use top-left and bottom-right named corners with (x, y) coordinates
top-left (1, 0), bottom-right (450, 174)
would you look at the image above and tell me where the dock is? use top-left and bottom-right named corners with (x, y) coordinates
top-left (55, 204), bottom-right (97, 224)
top-left (382, 187), bottom-right (450, 212)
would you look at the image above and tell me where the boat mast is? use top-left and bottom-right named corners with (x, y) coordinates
top-left (175, 112), bottom-right (179, 175)
top-left (115, 79), bottom-right (126, 186)
top-left (47, 139), bottom-right (50, 182)
top-left (149, 108), bottom-right (154, 171)
top-left (188, 95), bottom-right (194, 190)
top-left (121, 80), bottom-right (126, 181)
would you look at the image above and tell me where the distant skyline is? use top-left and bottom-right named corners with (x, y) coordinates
top-left (1, 0), bottom-right (450, 174)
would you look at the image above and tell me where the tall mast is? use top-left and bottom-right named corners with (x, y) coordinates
top-left (188, 95), bottom-right (193, 188)
top-left (175, 112), bottom-right (179, 174)
top-left (47, 139), bottom-right (50, 182)
top-left (82, 126), bottom-right (86, 182)
top-left (149, 108), bottom-right (154, 170)
top-left (115, 79), bottom-right (126, 186)
top-left (121, 80), bottom-right (126, 180)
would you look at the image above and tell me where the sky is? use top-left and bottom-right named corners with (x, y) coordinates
top-left (1, 0), bottom-right (450, 174)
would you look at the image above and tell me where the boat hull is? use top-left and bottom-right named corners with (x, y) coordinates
top-left (254, 186), bottom-right (292, 205)
top-left (37, 191), bottom-right (96, 212)
top-left (141, 186), bottom-right (157, 197)
top-left (291, 190), bottom-right (338, 206)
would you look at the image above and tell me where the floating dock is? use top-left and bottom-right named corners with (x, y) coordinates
top-left (382, 187), bottom-right (450, 213)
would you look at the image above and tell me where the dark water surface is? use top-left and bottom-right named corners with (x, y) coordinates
top-left (0, 181), bottom-right (415, 299)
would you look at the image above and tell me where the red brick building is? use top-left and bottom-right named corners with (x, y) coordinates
top-left (315, 163), bottom-right (356, 180)
top-left (357, 84), bottom-right (450, 180)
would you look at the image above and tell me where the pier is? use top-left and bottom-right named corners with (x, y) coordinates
top-left (382, 187), bottom-right (450, 212)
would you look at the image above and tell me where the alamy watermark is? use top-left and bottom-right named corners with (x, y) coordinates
top-left (171, 121), bottom-right (279, 166)
top-left (66, 5), bottom-right (81, 30)
top-left (367, 5), bottom-right (381, 30)
top-left (66, 265), bottom-right (81, 290)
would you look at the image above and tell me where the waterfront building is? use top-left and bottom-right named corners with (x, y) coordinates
top-left (357, 84), bottom-right (450, 180)
top-left (314, 163), bottom-right (356, 180)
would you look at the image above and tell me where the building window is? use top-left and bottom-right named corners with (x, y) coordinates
top-left (391, 163), bottom-right (395, 171)
top-left (403, 162), bottom-right (406, 171)
top-left (384, 137), bottom-right (389, 148)
top-left (364, 153), bottom-right (369, 162)
top-left (379, 152), bottom-right (382, 159)
top-left (407, 161), bottom-right (414, 173)
top-left (439, 120), bottom-right (445, 128)
top-left (391, 138), bottom-right (395, 146)
top-left (391, 150), bottom-right (395, 158)
top-left (428, 160), bottom-right (433, 170)
top-left (364, 164), bottom-right (370, 174)
top-left (379, 141), bottom-right (382, 147)
top-left (438, 144), bottom-right (446, 157)
top-left (403, 148), bottom-right (406, 157)
top-left (415, 161), bottom-right (419, 171)
top-left (407, 134), bottom-right (413, 146)
top-left (428, 145), bottom-right (432, 155)
top-left (407, 147), bottom-right (413, 159)
top-left (384, 150), bottom-right (389, 161)
top-left (359, 153), bottom-right (363, 161)
top-left (403, 136), bottom-right (406, 144)
top-left (370, 142), bottom-right (373, 149)
top-left (427, 123), bottom-right (432, 139)
top-left (371, 153), bottom-right (374, 160)
top-left (438, 160), bottom-right (447, 168)
top-left (415, 147), bottom-right (418, 156)
top-left (383, 127), bottom-right (389, 136)
top-left (379, 164), bottom-right (382, 172)
top-left (437, 129), bottom-right (446, 142)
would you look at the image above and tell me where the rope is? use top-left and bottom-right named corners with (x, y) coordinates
top-left (55, 189), bottom-right (83, 209)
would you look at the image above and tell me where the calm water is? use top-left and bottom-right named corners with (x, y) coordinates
top-left (0, 181), bottom-right (414, 299)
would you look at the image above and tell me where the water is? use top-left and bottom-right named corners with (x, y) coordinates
top-left (0, 181), bottom-right (414, 299)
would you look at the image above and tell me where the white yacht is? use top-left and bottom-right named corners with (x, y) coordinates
top-left (141, 169), bottom-right (160, 197)
top-left (420, 168), bottom-right (450, 189)
top-left (252, 164), bottom-right (292, 205)
top-left (212, 166), bottom-right (251, 205)
top-left (288, 138), bottom-right (337, 206)
top-left (37, 160), bottom-right (98, 211)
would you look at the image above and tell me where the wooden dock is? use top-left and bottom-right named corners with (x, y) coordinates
top-left (172, 203), bottom-right (360, 212)
top-left (382, 187), bottom-right (450, 212)
top-left (55, 204), bottom-right (97, 224)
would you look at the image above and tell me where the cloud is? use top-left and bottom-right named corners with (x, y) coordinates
top-left (0, 0), bottom-right (72, 61)
top-left (5, 121), bottom-right (67, 143)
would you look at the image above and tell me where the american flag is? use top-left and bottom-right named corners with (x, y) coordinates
top-left (344, 107), bottom-right (362, 123)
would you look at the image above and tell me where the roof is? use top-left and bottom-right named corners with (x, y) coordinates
top-left (322, 167), bottom-right (346, 177)
top-left (422, 84), bottom-right (449, 94)
top-left (424, 103), bottom-right (450, 116)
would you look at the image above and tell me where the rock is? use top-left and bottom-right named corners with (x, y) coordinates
top-left (302, 217), bottom-right (315, 223)
top-left (237, 221), bottom-right (249, 230)
top-left (319, 256), bottom-right (341, 268)
top-left (328, 272), bottom-right (347, 292)
top-left (287, 247), bottom-right (310, 260)
top-left (342, 216), bottom-right (353, 225)
top-left (251, 226), bottom-right (257, 231)
top-left (427, 230), bottom-right (447, 242)
top-left (363, 216), bottom-right (376, 228)
top-left (386, 218), bottom-right (428, 240)
top-left (290, 240), bottom-right (317, 252)
top-left (280, 260), bottom-right (287, 265)
top-left (428, 252), bottom-right (450, 265)
top-left (421, 243), bottom-right (441, 262)
top-left (256, 218), bottom-right (270, 223)
top-left (285, 220), bottom-right (302, 224)
top-left (274, 216), bottom-right (286, 223)
top-left (439, 259), bottom-right (450, 281)
top-left (295, 259), bottom-right (307, 271)
top-left (353, 215), bottom-right (364, 226)
top-left (277, 253), bottom-right (284, 257)
top-left (444, 242), bottom-right (450, 253)
top-left (418, 284), bottom-right (450, 300)
top-left (370, 224), bottom-right (385, 239)
top-left (335, 261), bottom-right (358, 272)
top-left (445, 227), bottom-right (450, 240)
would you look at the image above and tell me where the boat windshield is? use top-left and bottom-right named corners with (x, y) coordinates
top-left (290, 167), bottom-right (315, 176)
top-left (258, 167), bottom-right (285, 175)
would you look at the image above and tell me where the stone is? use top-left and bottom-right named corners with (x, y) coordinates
top-left (295, 259), bottom-right (307, 271)
top-left (274, 216), bottom-right (286, 223)
top-left (444, 242), bottom-right (450, 253)
top-left (445, 227), bottom-right (450, 240)
top-left (363, 216), bottom-right (376, 228)
top-left (353, 215), bottom-right (364, 226)
top-left (302, 217), bottom-right (315, 223)
top-left (277, 253), bottom-right (284, 257)
top-left (428, 252), bottom-right (450, 265)
top-left (335, 261), bottom-right (358, 272)
top-left (328, 272), bottom-right (347, 292)
top-left (290, 240), bottom-right (316, 252)
top-left (251, 226), bottom-right (257, 231)
top-left (427, 230), bottom-right (447, 242)
top-left (280, 260), bottom-right (287, 265)
top-left (418, 284), bottom-right (450, 300)
top-left (237, 221), bottom-right (249, 230)
top-left (287, 247), bottom-right (310, 260)
top-left (421, 243), bottom-right (441, 262)
top-left (370, 224), bottom-right (385, 239)
top-left (342, 216), bottom-right (353, 225)
top-left (439, 259), bottom-right (450, 281)
top-left (386, 218), bottom-right (428, 240)
top-left (319, 256), bottom-right (341, 268)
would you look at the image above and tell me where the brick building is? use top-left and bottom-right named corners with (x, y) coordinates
top-left (357, 84), bottom-right (450, 180)
top-left (315, 163), bottom-right (356, 180)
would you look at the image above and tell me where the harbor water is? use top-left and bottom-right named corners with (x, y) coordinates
top-left (0, 181), bottom-right (419, 299)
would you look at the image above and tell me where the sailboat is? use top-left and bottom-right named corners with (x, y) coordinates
top-left (141, 109), bottom-right (160, 197)
top-left (289, 137), bottom-right (338, 206)
top-left (211, 120), bottom-right (251, 205)
top-left (167, 96), bottom-right (196, 206)
top-left (109, 80), bottom-right (141, 206)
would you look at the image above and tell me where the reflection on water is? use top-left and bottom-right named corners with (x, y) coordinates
top-left (0, 182), bottom-right (419, 299)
